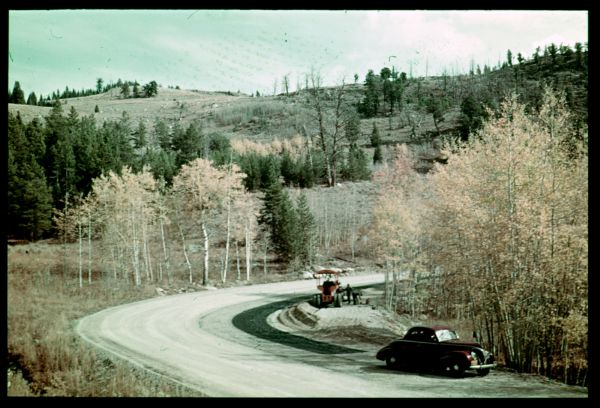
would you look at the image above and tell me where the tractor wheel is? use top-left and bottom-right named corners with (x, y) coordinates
top-left (314, 294), bottom-right (321, 308)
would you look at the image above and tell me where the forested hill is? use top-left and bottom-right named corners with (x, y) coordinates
top-left (8, 42), bottom-right (588, 241)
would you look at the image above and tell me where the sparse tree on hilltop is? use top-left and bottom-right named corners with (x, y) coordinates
top-left (26, 92), bottom-right (37, 106)
top-left (10, 81), bottom-right (25, 104)
top-left (96, 78), bottom-right (104, 94)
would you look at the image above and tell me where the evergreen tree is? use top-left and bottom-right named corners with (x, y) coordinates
top-left (97, 111), bottom-right (135, 174)
top-left (458, 94), bottom-right (487, 141)
top-left (295, 193), bottom-right (317, 264)
top-left (25, 118), bottom-right (46, 165)
top-left (8, 112), bottom-right (53, 239)
top-left (42, 101), bottom-right (71, 207)
top-left (96, 78), bottom-right (104, 94)
top-left (121, 82), bottom-right (131, 98)
top-left (133, 82), bottom-right (141, 98)
top-left (345, 113), bottom-right (361, 145)
top-left (574, 42), bottom-right (585, 68)
top-left (426, 95), bottom-right (446, 136)
top-left (259, 154), bottom-right (281, 190)
top-left (154, 118), bottom-right (172, 150)
top-left (373, 143), bottom-right (383, 164)
top-left (259, 172), bottom-right (299, 263)
top-left (146, 149), bottom-right (177, 185)
top-left (10, 81), bottom-right (25, 104)
top-left (26, 92), bottom-right (37, 105)
top-left (280, 150), bottom-right (298, 186)
top-left (358, 70), bottom-right (381, 117)
top-left (343, 144), bottom-right (371, 181)
top-left (173, 121), bottom-right (204, 167)
top-left (94, 104), bottom-right (100, 113)
top-left (208, 132), bottom-right (231, 166)
top-left (134, 120), bottom-right (147, 149)
top-left (548, 43), bottom-right (558, 65)
top-left (370, 122), bottom-right (381, 147)
top-left (143, 80), bottom-right (158, 97)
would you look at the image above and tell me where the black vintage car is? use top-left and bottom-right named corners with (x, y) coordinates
top-left (376, 325), bottom-right (497, 377)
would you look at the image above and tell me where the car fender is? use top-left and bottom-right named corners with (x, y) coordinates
top-left (376, 346), bottom-right (393, 361)
top-left (439, 350), bottom-right (471, 366)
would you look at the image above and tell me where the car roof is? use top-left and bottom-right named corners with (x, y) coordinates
top-left (408, 325), bottom-right (453, 332)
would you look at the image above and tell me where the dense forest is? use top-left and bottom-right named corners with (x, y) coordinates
top-left (8, 42), bottom-right (588, 391)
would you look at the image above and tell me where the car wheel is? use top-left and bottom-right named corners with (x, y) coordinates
top-left (385, 355), bottom-right (398, 368)
top-left (476, 368), bottom-right (490, 377)
top-left (442, 358), bottom-right (465, 378)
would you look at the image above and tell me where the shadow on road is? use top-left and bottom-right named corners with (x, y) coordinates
top-left (232, 297), bottom-right (364, 355)
top-left (362, 364), bottom-right (479, 379)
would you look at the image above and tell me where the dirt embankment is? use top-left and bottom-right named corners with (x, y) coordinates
top-left (270, 286), bottom-right (421, 348)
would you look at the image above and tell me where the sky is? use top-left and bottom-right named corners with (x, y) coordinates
top-left (8, 9), bottom-right (588, 98)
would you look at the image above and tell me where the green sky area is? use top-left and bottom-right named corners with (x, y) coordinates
top-left (8, 10), bottom-right (588, 97)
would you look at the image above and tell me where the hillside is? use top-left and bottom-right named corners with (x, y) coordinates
top-left (8, 80), bottom-right (454, 173)
top-left (10, 48), bottom-right (586, 179)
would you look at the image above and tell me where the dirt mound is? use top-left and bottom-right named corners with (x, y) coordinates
top-left (274, 301), bottom-right (419, 348)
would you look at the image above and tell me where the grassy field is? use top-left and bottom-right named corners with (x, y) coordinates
top-left (7, 242), bottom-right (208, 397)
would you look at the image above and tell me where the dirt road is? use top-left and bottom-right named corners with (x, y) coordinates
top-left (76, 274), bottom-right (588, 398)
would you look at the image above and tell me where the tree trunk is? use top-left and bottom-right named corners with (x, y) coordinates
top-left (263, 237), bottom-right (268, 276)
top-left (235, 241), bottom-right (241, 281)
top-left (202, 221), bottom-right (209, 286)
top-left (223, 199), bottom-right (231, 283)
top-left (160, 217), bottom-right (170, 284)
top-left (245, 226), bottom-right (252, 281)
top-left (131, 208), bottom-right (141, 287)
top-left (87, 207), bottom-right (92, 284)
top-left (178, 221), bottom-right (192, 284)
top-left (78, 220), bottom-right (83, 288)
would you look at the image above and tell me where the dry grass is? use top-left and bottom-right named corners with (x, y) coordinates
top-left (7, 242), bottom-right (205, 397)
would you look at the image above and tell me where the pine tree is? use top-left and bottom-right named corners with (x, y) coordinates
top-left (208, 132), bottom-right (231, 166)
top-left (26, 92), bottom-right (37, 105)
top-left (134, 121), bottom-right (147, 149)
top-left (72, 114), bottom-right (101, 195)
top-left (96, 78), bottom-right (104, 94)
top-left (10, 81), bottom-right (25, 104)
top-left (258, 163), bottom-right (299, 263)
top-left (133, 82), bottom-right (141, 98)
top-left (121, 82), bottom-right (131, 98)
top-left (280, 150), bottom-right (298, 186)
top-left (173, 121), bottom-right (204, 167)
top-left (345, 113), bottom-right (361, 145)
top-left (8, 112), bottom-right (53, 239)
top-left (358, 70), bottom-right (381, 117)
top-left (295, 193), bottom-right (316, 264)
top-left (373, 144), bottom-right (383, 164)
top-left (154, 118), bottom-right (171, 151)
top-left (343, 145), bottom-right (371, 181)
top-left (143, 80), bottom-right (158, 97)
top-left (459, 94), bottom-right (487, 141)
top-left (370, 122), bottom-right (381, 147)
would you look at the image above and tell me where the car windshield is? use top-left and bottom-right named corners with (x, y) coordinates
top-left (436, 329), bottom-right (459, 342)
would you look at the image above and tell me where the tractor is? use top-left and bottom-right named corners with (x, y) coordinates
top-left (311, 269), bottom-right (344, 308)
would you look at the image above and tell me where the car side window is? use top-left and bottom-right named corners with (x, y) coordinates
top-left (405, 329), bottom-right (437, 342)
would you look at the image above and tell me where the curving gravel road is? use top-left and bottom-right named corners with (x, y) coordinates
top-left (76, 273), bottom-right (588, 398)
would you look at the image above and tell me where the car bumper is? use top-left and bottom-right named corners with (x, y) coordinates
top-left (467, 362), bottom-right (497, 370)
